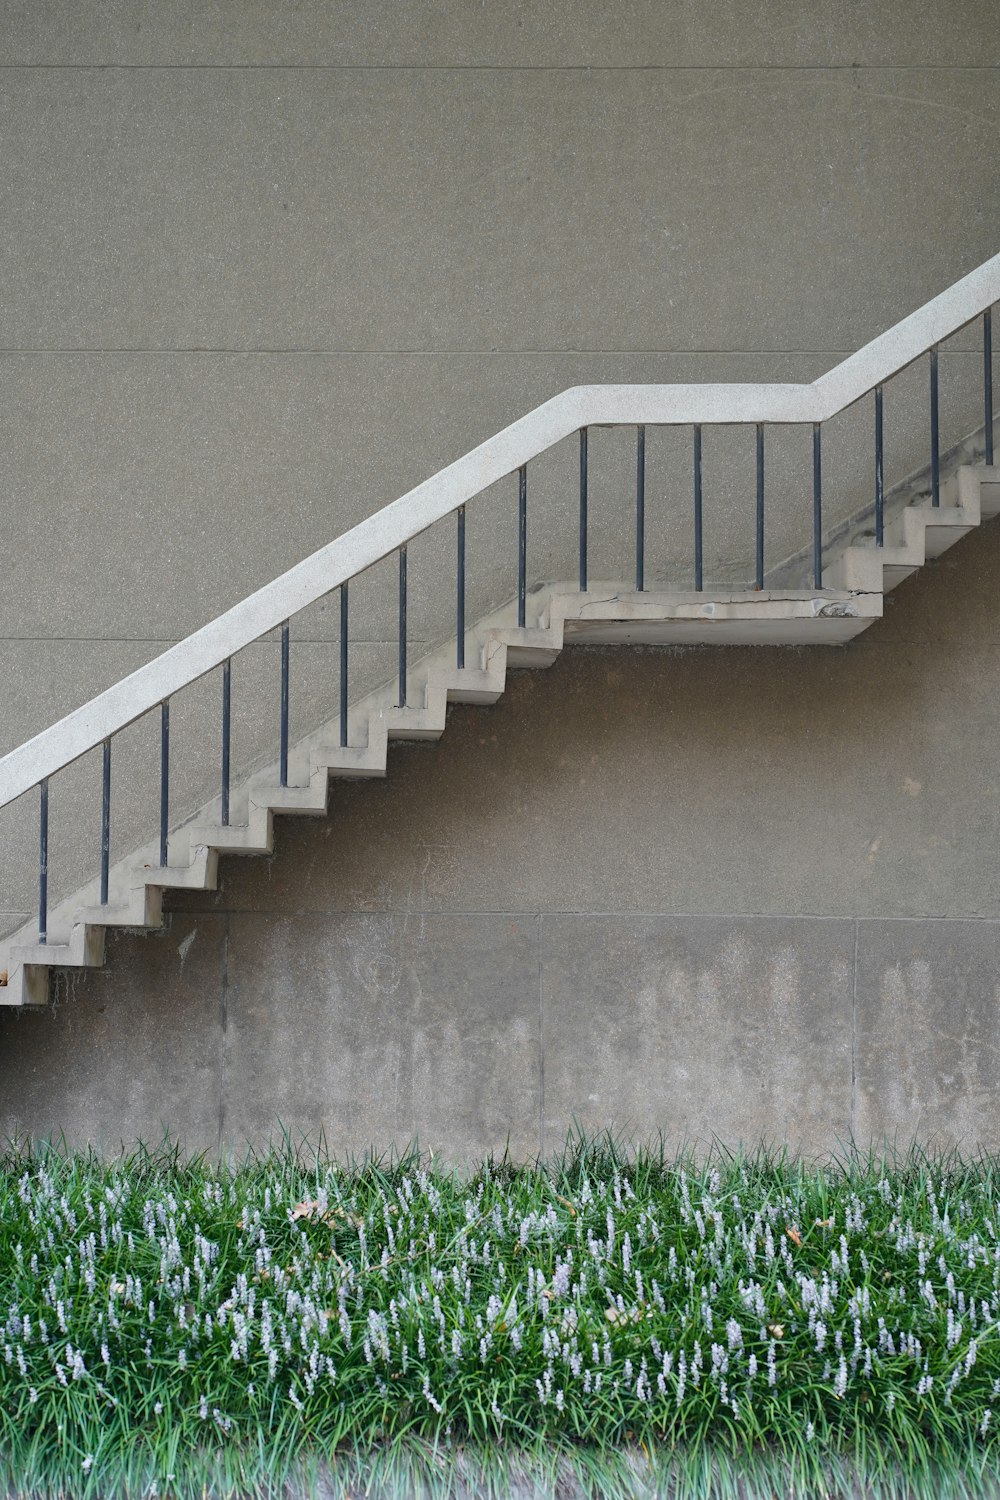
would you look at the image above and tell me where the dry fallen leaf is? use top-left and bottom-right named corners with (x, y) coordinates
top-left (815, 1218), bottom-right (834, 1228)
top-left (335, 1208), bottom-right (364, 1230)
top-left (768, 1323), bottom-right (785, 1339)
top-left (785, 1225), bottom-right (802, 1247)
top-left (606, 1305), bottom-right (645, 1325)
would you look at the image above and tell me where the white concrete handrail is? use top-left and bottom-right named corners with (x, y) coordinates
top-left (2, 251), bottom-right (998, 812)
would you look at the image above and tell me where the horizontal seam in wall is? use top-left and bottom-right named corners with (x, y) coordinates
top-left (0, 348), bottom-right (988, 357)
top-left (846, 638), bottom-right (1000, 647)
top-left (0, 64), bottom-right (997, 73)
top-left (4, 638), bottom-right (993, 651)
top-left (160, 907), bottom-right (1000, 923)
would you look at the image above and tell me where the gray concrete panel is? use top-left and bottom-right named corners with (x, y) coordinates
top-left (7, 906), bottom-right (1000, 1155)
top-left (220, 911), bottom-right (541, 1160)
top-left (1, 69), bottom-right (997, 353)
top-left (539, 914), bottom-right (854, 1156)
top-left (0, 913), bottom-right (224, 1150)
top-left (854, 919), bottom-right (1000, 1149)
top-left (2, 2), bottom-right (996, 70)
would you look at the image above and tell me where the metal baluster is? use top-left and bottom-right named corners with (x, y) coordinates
top-left (518, 466), bottom-right (527, 627)
top-left (456, 506), bottom-right (466, 668)
top-left (159, 702), bottom-right (170, 867)
top-left (755, 423), bottom-right (765, 590)
top-left (636, 425), bottom-right (646, 592)
top-left (340, 582), bottom-right (349, 747)
top-left (279, 621), bottom-right (290, 788)
top-left (986, 309), bottom-right (994, 466)
top-left (100, 739), bottom-right (111, 904)
top-left (398, 546), bottom-right (408, 707)
top-left (930, 344), bottom-right (940, 508)
top-left (813, 423), bottom-right (823, 588)
top-left (579, 428), bottom-right (588, 591)
top-left (38, 779), bottom-right (48, 944)
top-left (875, 385), bottom-right (884, 547)
top-left (693, 424), bottom-right (704, 592)
top-left (221, 660), bottom-right (231, 826)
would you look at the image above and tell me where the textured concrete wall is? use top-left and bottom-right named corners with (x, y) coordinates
top-left (2, 3), bottom-right (1000, 1153)
top-left (3, 520), bottom-right (1000, 1157)
top-left (3, 2), bottom-right (1000, 931)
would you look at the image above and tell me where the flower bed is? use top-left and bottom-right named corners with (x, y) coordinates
top-left (2, 1136), bottom-right (1000, 1497)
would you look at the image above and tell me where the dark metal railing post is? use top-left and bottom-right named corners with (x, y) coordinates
top-left (279, 621), bottom-right (290, 788)
top-left (875, 385), bottom-right (884, 547)
top-left (635, 425), bottom-right (646, 592)
top-left (812, 423), bottom-right (823, 588)
top-left (755, 424), bottom-right (765, 590)
top-left (339, 582), bottom-right (349, 748)
top-left (456, 506), bottom-right (466, 668)
top-left (38, 779), bottom-right (48, 944)
top-left (930, 345), bottom-right (940, 507)
top-left (221, 660), bottom-right (231, 826)
top-left (693, 424), bottom-right (703, 591)
top-left (578, 428), bottom-right (588, 591)
top-left (100, 739), bottom-right (111, 905)
top-left (517, 466), bottom-right (527, 627)
top-left (985, 308), bottom-right (994, 466)
top-left (159, 702), bottom-right (169, 868)
top-left (398, 545), bottom-right (408, 708)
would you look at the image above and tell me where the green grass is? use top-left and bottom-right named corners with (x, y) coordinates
top-left (4, 1134), bottom-right (1000, 1496)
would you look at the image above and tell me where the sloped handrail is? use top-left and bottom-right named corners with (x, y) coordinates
top-left (1, 251), bottom-right (999, 812)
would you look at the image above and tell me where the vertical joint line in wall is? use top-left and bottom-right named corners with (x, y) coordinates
top-left (537, 913), bottom-right (544, 1162)
top-left (218, 913), bottom-right (230, 1160)
top-left (851, 918), bottom-right (859, 1143)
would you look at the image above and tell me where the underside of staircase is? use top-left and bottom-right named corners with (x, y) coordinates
top-left (2, 458), bottom-right (999, 1010)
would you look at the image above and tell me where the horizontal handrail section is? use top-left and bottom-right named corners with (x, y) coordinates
top-left (1, 252), bottom-right (999, 812)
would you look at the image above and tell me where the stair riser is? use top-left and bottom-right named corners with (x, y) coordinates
top-left (922, 526), bottom-right (976, 559)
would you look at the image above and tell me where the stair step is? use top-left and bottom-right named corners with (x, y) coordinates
top-left (133, 855), bottom-right (218, 891)
top-left (186, 823), bottom-right (274, 857)
top-left (253, 784), bottom-right (329, 816)
top-left (76, 890), bottom-right (163, 929)
top-left (12, 929), bottom-right (105, 969)
top-left (975, 465), bottom-right (1000, 517)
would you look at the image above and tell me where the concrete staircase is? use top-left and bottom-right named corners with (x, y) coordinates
top-left (2, 460), bottom-right (999, 1009)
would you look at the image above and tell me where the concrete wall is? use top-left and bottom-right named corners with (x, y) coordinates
top-left (3, 518), bottom-right (1000, 1158)
top-left (4, 1), bottom-right (1000, 927)
top-left (2, 3), bottom-right (1000, 1154)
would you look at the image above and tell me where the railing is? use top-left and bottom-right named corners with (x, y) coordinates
top-left (2, 252), bottom-right (1000, 951)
